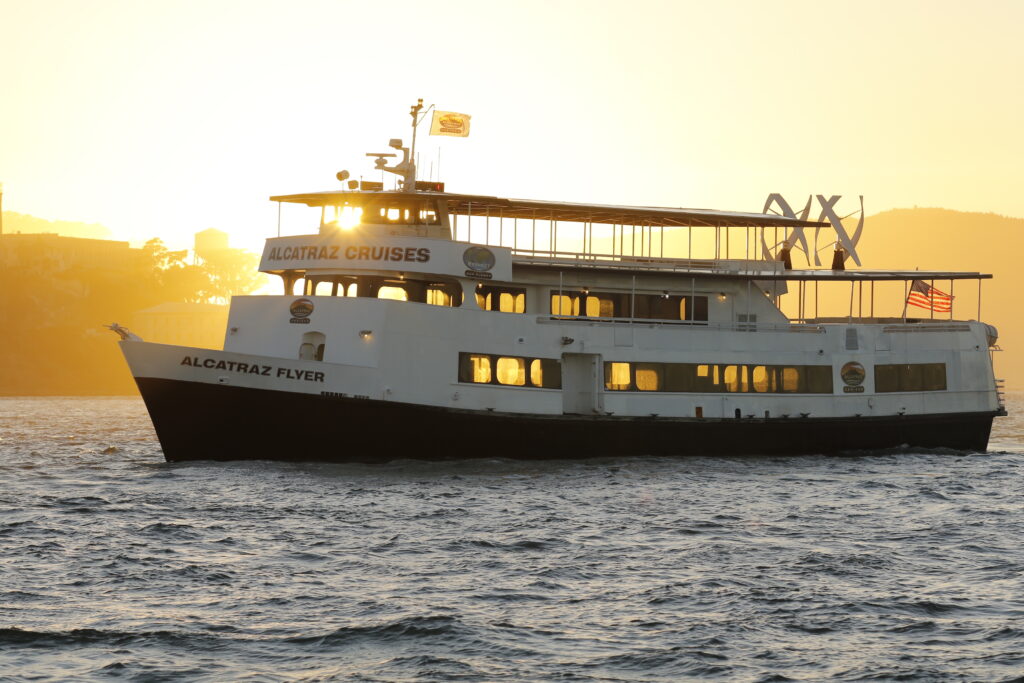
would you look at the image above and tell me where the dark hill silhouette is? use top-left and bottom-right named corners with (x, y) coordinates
top-left (2, 211), bottom-right (111, 239)
top-left (855, 208), bottom-right (1019, 389)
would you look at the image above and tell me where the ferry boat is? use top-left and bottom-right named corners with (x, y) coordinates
top-left (114, 106), bottom-right (1006, 462)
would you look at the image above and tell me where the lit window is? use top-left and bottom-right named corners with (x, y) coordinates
top-left (476, 286), bottom-right (526, 313)
top-left (635, 364), bottom-right (662, 391)
top-left (336, 206), bottom-right (362, 229)
top-left (496, 357), bottom-right (526, 386)
top-left (605, 362), bottom-right (632, 391)
top-left (470, 355), bottom-right (491, 383)
top-left (781, 367), bottom-right (800, 392)
top-left (550, 294), bottom-right (580, 316)
top-left (751, 366), bottom-right (772, 393)
top-left (427, 288), bottom-right (452, 306)
top-left (498, 292), bottom-right (525, 313)
top-left (530, 359), bottom-right (544, 387)
top-left (377, 286), bottom-right (408, 301)
top-left (723, 365), bottom-right (747, 393)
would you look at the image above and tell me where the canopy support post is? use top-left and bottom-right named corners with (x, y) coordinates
top-left (848, 281), bottom-right (854, 323)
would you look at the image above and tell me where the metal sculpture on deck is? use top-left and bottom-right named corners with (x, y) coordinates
top-left (762, 194), bottom-right (865, 268)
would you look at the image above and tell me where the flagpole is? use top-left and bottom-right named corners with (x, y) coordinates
top-left (930, 280), bottom-right (935, 320)
top-left (901, 280), bottom-right (909, 322)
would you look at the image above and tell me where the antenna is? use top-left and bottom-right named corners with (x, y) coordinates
top-left (361, 100), bottom-right (437, 191)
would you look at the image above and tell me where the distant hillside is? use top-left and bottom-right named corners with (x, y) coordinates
top-left (858, 208), bottom-right (1020, 389)
top-left (1, 211), bottom-right (111, 239)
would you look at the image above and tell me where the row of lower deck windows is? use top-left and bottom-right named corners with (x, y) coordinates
top-left (457, 356), bottom-right (948, 394)
top-left (605, 362), bottom-right (835, 393)
top-left (458, 353), bottom-right (563, 388)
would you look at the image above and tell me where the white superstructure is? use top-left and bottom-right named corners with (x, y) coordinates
top-left (118, 114), bottom-right (1004, 462)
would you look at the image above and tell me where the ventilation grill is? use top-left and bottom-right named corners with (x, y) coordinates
top-left (845, 328), bottom-right (859, 350)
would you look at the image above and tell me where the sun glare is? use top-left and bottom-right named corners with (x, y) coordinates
top-left (337, 206), bottom-right (363, 230)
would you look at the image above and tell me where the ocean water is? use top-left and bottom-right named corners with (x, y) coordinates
top-left (1, 396), bottom-right (1023, 682)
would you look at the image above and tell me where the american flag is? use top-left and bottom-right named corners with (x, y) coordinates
top-left (907, 279), bottom-right (953, 313)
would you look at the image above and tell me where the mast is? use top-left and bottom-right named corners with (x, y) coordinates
top-left (408, 99), bottom-right (423, 191)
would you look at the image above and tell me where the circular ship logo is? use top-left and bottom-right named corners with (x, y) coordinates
top-left (289, 298), bottom-right (314, 319)
top-left (463, 246), bottom-right (496, 272)
top-left (840, 362), bottom-right (866, 386)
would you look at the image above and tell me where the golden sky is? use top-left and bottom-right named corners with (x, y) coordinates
top-left (2, 0), bottom-right (1023, 254)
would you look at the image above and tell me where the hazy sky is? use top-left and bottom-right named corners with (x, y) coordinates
top-left (2, 0), bottom-right (1022, 252)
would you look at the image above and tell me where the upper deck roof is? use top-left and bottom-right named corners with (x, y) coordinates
top-left (269, 190), bottom-right (825, 229)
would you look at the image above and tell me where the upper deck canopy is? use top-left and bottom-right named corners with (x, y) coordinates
top-left (269, 190), bottom-right (825, 229)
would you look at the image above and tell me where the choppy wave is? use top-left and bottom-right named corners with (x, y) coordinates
top-left (0, 395), bottom-right (1023, 681)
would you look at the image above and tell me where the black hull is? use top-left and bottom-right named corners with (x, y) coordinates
top-left (135, 378), bottom-right (997, 463)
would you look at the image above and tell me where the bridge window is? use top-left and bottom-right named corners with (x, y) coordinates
top-left (354, 198), bottom-right (443, 226)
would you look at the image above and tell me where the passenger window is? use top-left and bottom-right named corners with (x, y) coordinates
top-left (604, 362), bottom-right (632, 391)
top-left (584, 294), bottom-right (618, 317)
top-left (478, 286), bottom-right (526, 313)
top-left (498, 292), bottom-right (525, 313)
top-left (781, 367), bottom-right (800, 392)
top-left (496, 357), bottom-right (526, 386)
top-left (874, 363), bottom-right (946, 392)
top-left (377, 286), bottom-right (408, 301)
top-left (806, 366), bottom-right (834, 394)
top-left (532, 358), bottom-right (562, 389)
top-left (427, 288), bottom-right (452, 306)
top-left (634, 363), bottom-right (663, 391)
top-left (551, 294), bottom-right (580, 316)
top-left (458, 353), bottom-right (561, 389)
top-left (751, 366), bottom-right (772, 393)
top-left (921, 363), bottom-right (947, 391)
top-left (665, 363), bottom-right (697, 392)
top-left (458, 354), bottom-right (492, 384)
top-left (722, 365), bottom-right (747, 393)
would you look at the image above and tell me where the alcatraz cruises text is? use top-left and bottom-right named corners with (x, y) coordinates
top-left (180, 356), bottom-right (325, 382)
top-left (266, 245), bottom-right (432, 263)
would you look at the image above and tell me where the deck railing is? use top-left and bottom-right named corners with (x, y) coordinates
top-left (538, 315), bottom-right (981, 335)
